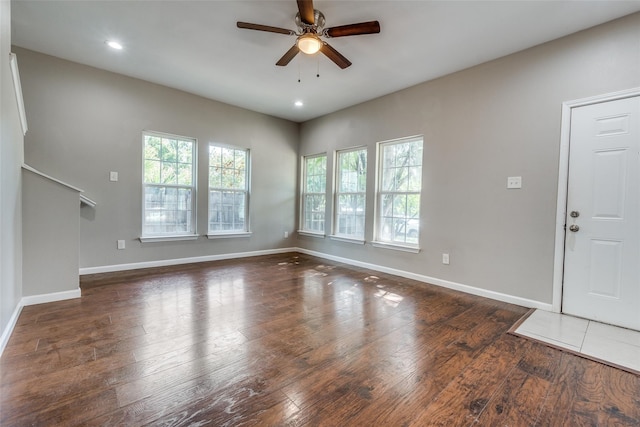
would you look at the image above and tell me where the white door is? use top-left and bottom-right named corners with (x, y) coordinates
top-left (563, 95), bottom-right (640, 331)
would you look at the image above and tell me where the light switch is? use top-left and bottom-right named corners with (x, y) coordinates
top-left (110, 171), bottom-right (119, 182)
top-left (507, 176), bottom-right (522, 189)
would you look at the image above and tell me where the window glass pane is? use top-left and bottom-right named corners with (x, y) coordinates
top-left (208, 144), bottom-right (249, 233)
top-left (408, 166), bottom-right (422, 191)
top-left (393, 194), bottom-right (407, 217)
top-left (377, 138), bottom-right (423, 245)
top-left (302, 154), bottom-right (327, 233)
top-left (144, 160), bottom-right (161, 183)
top-left (161, 163), bottom-right (177, 185)
top-left (222, 148), bottom-right (234, 168)
top-left (178, 141), bottom-right (192, 163)
top-left (380, 217), bottom-right (394, 242)
top-left (210, 146), bottom-right (221, 165)
top-left (145, 136), bottom-right (162, 161)
top-left (335, 148), bottom-right (366, 239)
top-left (407, 194), bottom-right (420, 218)
top-left (210, 191), bottom-right (238, 230)
top-left (381, 193), bottom-right (393, 216)
top-left (234, 166), bottom-right (247, 190)
top-left (142, 132), bottom-right (196, 236)
top-left (304, 194), bottom-right (325, 232)
top-left (235, 149), bottom-right (246, 169)
top-left (221, 167), bottom-right (234, 189)
top-left (162, 139), bottom-right (177, 162)
top-left (177, 164), bottom-right (192, 186)
top-left (209, 165), bottom-right (221, 188)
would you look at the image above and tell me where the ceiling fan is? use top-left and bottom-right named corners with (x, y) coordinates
top-left (237, 0), bottom-right (380, 69)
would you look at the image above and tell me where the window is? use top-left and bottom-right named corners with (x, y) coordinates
top-left (334, 148), bottom-right (367, 240)
top-left (208, 144), bottom-right (250, 235)
top-left (142, 131), bottom-right (196, 238)
top-left (301, 154), bottom-right (327, 234)
top-left (376, 137), bottom-right (423, 247)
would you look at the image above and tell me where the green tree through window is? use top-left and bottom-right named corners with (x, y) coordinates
top-left (208, 144), bottom-right (249, 234)
top-left (377, 137), bottom-right (423, 245)
top-left (142, 132), bottom-right (196, 236)
top-left (301, 154), bottom-right (327, 233)
top-left (335, 148), bottom-right (367, 239)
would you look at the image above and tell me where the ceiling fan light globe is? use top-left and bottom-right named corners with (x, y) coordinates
top-left (297, 35), bottom-right (322, 55)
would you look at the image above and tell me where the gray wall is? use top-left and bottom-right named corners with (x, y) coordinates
top-left (15, 48), bottom-right (299, 270)
top-left (11, 13), bottom-right (640, 308)
top-left (22, 169), bottom-right (79, 296)
top-left (298, 13), bottom-right (640, 305)
top-left (1, 1), bottom-right (24, 341)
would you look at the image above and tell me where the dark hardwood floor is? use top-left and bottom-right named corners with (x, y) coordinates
top-left (1, 253), bottom-right (639, 426)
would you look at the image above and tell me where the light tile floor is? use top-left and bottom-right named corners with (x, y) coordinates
top-left (514, 309), bottom-right (640, 373)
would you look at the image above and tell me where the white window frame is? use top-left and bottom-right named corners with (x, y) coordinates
top-left (332, 147), bottom-right (367, 243)
top-left (207, 143), bottom-right (251, 238)
top-left (373, 136), bottom-right (423, 252)
top-left (141, 131), bottom-right (197, 242)
top-left (299, 153), bottom-right (327, 236)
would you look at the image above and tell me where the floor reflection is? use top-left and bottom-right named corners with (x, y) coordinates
top-left (2, 253), bottom-right (545, 426)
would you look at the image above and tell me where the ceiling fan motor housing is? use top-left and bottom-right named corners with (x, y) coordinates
top-left (295, 9), bottom-right (325, 33)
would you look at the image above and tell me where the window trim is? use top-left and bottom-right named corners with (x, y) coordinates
top-left (207, 142), bottom-right (251, 237)
top-left (300, 152), bottom-right (328, 235)
top-left (373, 135), bottom-right (424, 251)
top-left (206, 232), bottom-right (252, 240)
top-left (140, 234), bottom-right (200, 243)
top-left (141, 130), bottom-right (197, 239)
top-left (330, 235), bottom-right (365, 245)
top-left (331, 146), bottom-right (368, 241)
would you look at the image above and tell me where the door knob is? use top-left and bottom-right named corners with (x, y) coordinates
top-left (569, 224), bottom-right (580, 232)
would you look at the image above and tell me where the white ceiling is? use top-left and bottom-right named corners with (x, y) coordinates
top-left (11, 1), bottom-right (640, 123)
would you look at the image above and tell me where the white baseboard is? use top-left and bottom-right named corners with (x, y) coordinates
top-left (79, 247), bottom-right (297, 275)
top-left (21, 288), bottom-right (81, 306)
top-left (0, 302), bottom-right (23, 358)
top-left (296, 248), bottom-right (553, 311)
top-left (0, 288), bottom-right (81, 358)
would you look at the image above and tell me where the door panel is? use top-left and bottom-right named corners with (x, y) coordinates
top-left (562, 96), bottom-right (640, 330)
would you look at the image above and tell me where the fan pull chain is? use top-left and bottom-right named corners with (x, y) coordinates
top-left (298, 61), bottom-right (301, 83)
top-left (317, 56), bottom-right (320, 78)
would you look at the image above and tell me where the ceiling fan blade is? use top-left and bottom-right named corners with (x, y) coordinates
top-left (297, 0), bottom-right (315, 25)
top-left (320, 43), bottom-right (352, 69)
top-left (276, 45), bottom-right (300, 66)
top-left (237, 22), bottom-right (295, 35)
top-left (324, 21), bottom-right (381, 38)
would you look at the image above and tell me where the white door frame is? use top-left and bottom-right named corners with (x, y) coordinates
top-left (552, 87), bottom-right (640, 313)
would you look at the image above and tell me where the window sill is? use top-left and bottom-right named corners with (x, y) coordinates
top-left (139, 234), bottom-right (199, 243)
top-left (297, 230), bottom-right (325, 238)
top-left (371, 241), bottom-right (420, 253)
top-left (330, 235), bottom-right (365, 245)
top-left (207, 232), bottom-right (252, 239)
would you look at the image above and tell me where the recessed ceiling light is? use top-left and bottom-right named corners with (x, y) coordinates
top-left (294, 101), bottom-right (304, 107)
top-left (106, 40), bottom-right (123, 50)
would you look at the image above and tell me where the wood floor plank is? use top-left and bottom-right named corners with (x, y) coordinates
top-left (3, 388), bottom-right (119, 427)
top-left (408, 334), bottom-right (532, 426)
top-left (475, 342), bottom-right (561, 425)
top-left (1, 252), bottom-right (638, 426)
top-left (346, 308), bottom-right (524, 426)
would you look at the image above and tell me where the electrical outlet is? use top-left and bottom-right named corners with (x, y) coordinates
top-left (117, 240), bottom-right (125, 250)
top-left (110, 171), bottom-right (119, 182)
top-left (284, 231), bottom-right (289, 238)
top-left (507, 176), bottom-right (522, 189)
top-left (442, 253), bottom-right (450, 265)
